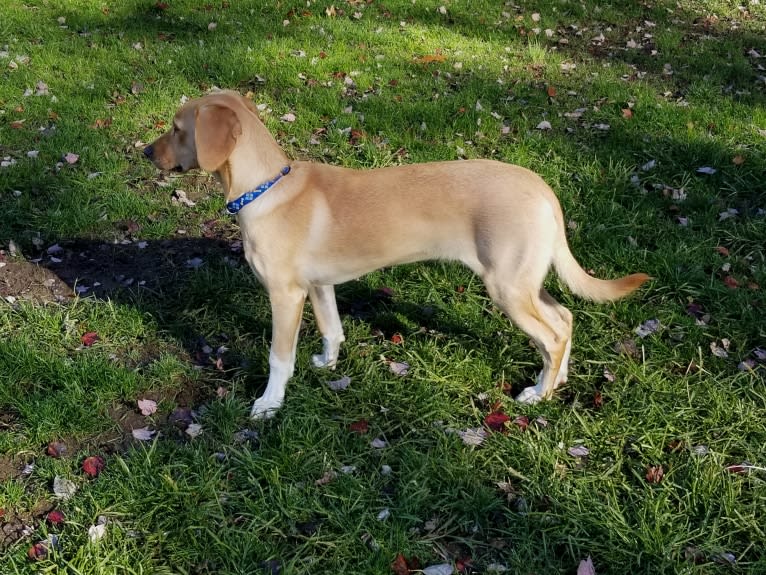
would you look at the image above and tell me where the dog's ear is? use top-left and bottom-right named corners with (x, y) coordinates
top-left (194, 103), bottom-right (242, 172)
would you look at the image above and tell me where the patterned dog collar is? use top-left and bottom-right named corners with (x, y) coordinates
top-left (226, 166), bottom-right (291, 215)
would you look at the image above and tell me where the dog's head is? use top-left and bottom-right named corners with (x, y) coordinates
top-left (143, 91), bottom-right (255, 174)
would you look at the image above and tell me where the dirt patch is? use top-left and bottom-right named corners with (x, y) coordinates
top-left (1, 232), bottom-right (240, 304)
top-left (0, 500), bottom-right (55, 549)
top-left (0, 456), bottom-right (23, 482)
top-left (0, 261), bottom-right (73, 303)
top-left (101, 376), bottom-right (210, 451)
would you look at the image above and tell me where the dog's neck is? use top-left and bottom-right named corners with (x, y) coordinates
top-left (219, 117), bottom-right (291, 205)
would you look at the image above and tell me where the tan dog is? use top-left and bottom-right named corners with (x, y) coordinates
top-left (144, 90), bottom-right (649, 419)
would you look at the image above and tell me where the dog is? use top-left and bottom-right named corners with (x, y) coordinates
top-left (144, 90), bottom-right (649, 419)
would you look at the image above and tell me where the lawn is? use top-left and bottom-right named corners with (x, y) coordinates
top-left (1, 0), bottom-right (765, 573)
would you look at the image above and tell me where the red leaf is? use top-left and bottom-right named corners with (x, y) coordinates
top-left (27, 543), bottom-right (48, 561)
top-left (81, 331), bottom-right (100, 347)
top-left (546, 85), bottom-right (557, 98)
top-left (349, 419), bottom-right (369, 434)
top-left (390, 333), bottom-right (404, 345)
top-left (46, 441), bottom-right (67, 458)
top-left (593, 391), bottom-right (604, 408)
top-left (46, 510), bottom-right (65, 526)
top-left (512, 415), bottom-right (529, 431)
top-left (82, 455), bottom-right (105, 478)
top-left (484, 411), bottom-right (510, 432)
top-left (723, 276), bottom-right (739, 289)
top-left (715, 246), bottom-right (730, 257)
top-left (621, 108), bottom-right (633, 119)
top-left (725, 463), bottom-right (749, 474)
top-left (391, 554), bottom-right (409, 575)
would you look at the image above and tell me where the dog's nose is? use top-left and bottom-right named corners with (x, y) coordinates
top-left (143, 144), bottom-right (154, 159)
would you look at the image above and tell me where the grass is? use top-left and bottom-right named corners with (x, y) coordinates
top-left (1, 0), bottom-right (765, 573)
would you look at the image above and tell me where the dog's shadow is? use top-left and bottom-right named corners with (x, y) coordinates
top-left (3, 236), bottom-right (490, 375)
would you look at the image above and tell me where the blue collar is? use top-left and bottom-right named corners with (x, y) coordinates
top-left (226, 166), bottom-right (291, 215)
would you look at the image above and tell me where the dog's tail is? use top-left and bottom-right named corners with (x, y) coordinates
top-left (553, 233), bottom-right (650, 303)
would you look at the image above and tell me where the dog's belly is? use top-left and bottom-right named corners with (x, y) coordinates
top-left (300, 237), bottom-right (477, 286)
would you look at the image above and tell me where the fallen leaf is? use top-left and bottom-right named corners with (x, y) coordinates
top-left (88, 522), bottom-right (106, 542)
top-left (732, 155), bottom-right (745, 166)
top-left (710, 341), bottom-right (729, 358)
top-left (46, 510), bottom-right (65, 526)
top-left (52, 476), bottom-right (77, 500)
top-left (81, 331), bottom-right (100, 347)
top-left (82, 456), bottom-right (105, 478)
top-left (315, 470), bottom-right (337, 486)
top-left (635, 318), bottom-right (660, 338)
top-left (185, 423), bottom-right (203, 438)
top-left (568, 445), bottom-right (590, 458)
top-left (64, 152), bottom-right (79, 165)
top-left (723, 276), bottom-right (739, 289)
top-left (137, 398), bottom-right (157, 416)
top-left (27, 542), bottom-right (48, 561)
top-left (423, 564), bottom-right (454, 575)
top-left (577, 556), bottom-right (596, 575)
top-left (546, 85), bottom-right (557, 98)
top-left (131, 427), bottom-right (156, 441)
top-left (280, 112), bottom-right (296, 122)
top-left (417, 53), bottom-right (447, 64)
top-left (621, 108), bottom-right (633, 119)
top-left (391, 553), bottom-right (410, 575)
top-left (327, 375), bottom-right (351, 391)
top-left (593, 391), bottom-right (603, 408)
top-left (370, 437), bottom-right (387, 449)
top-left (390, 333), bottom-right (404, 345)
top-left (512, 415), bottom-right (529, 431)
top-left (389, 361), bottom-right (410, 376)
top-left (645, 465), bottom-right (664, 483)
top-left (349, 419), bottom-right (369, 434)
top-left (536, 120), bottom-right (552, 130)
top-left (376, 508), bottom-right (390, 521)
top-left (484, 411), bottom-right (510, 432)
top-left (46, 441), bottom-right (67, 458)
top-left (715, 246), bottom-right (730, 257)
top-left (725, 463), bottom-right (750, 474)
top-left (458, 427), bottom-right (488, 446)
top-left (171, 189), bottom-right (196, 207)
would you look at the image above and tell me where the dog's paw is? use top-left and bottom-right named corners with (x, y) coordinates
top-left (250, 398), bottom-right (282, 420)
top-left (311, 353), bottom-right (337, 369)
top-left (515, 385), bottom-right (543, 404)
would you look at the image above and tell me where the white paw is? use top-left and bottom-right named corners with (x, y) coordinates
top-left (515, 385), bottom-right (543, 404)
top-left (311, 353), bottom-right (337, 369)
top-left (250, 397), bottom-right (282, 420)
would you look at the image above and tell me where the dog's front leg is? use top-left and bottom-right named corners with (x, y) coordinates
top-left (308, 285), bottom-right (345, 369)
top-left (250, 286), bottom-right (307, 419)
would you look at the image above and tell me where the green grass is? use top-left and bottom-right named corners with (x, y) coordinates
top-left (1, 0), bottom-right (765, 573)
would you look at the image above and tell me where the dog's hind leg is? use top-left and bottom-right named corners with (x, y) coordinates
top-left (483, 275), bottom-right (570, 404)
top-left (538, 289), bottom-right (573, 389)
top-left (308, 284), bottom-right (345, 369)
top-left (250, 285), bottom-right (307, 419)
